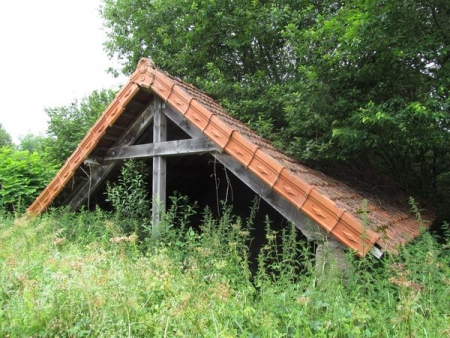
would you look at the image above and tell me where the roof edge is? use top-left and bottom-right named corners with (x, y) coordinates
top-left (27, 78), bottom-right (141, 215)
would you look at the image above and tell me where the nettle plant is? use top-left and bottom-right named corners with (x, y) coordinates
top-left (105, 160), bottom-right (151, 235)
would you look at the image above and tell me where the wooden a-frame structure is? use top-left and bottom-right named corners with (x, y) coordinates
top-left (28, 58), bottom-right (434, 257)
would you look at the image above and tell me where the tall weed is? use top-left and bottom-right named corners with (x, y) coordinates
top-left (0, 202), bottom-right (449, 337)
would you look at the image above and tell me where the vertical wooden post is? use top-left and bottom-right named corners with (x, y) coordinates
top-left (152, 98), bottom-right (167, 238)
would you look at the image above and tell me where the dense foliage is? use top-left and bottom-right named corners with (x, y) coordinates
top-left (101, 0), bottom-right (450, 222)
top-left (0, 147), bottom-right (56, 212)
top-left (18, 133), bottom-right (52, 154)
top-left (1, 208), bottom-right (449, 336)
top-left (0, 89), bottom-right (115, 214)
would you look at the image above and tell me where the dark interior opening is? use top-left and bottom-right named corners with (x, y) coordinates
top-left (91, 150), bottom-right (309, 272)
top-left (83, 120), bottom-right (310, 273)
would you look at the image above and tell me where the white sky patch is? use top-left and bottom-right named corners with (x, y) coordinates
top-left (0, 0), bottom-right (127, 143)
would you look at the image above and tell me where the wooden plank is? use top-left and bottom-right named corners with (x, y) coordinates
top-left (163, 105), bottom-right (325, 240)
top-left (66, 100), bottom-right (156, 210)
top-left (104, 138), bottom-right (220, 161)
top-left (152, 98), bottom-right (167, 236)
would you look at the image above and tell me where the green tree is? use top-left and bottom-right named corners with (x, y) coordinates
top-left (281, 0), bottom-right (450, 200)
top-left (0, 123), bottom-right (12, 148)
top-left (18, 133), bottom-right (51, 153)
top-left (101, 0), bottom-right (450, 222)
top-left (101, 0), bottom-right (309, 138)
top-left (45, 89), bottom-right (116, 165)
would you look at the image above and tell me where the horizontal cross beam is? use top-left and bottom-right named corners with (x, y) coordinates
top-left (104, 138), bottom-right (221, 161)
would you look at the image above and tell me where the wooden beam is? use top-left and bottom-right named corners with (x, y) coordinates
top-left (163, 105), bottom-right (325, 241)
top-left (67, 163), bottom-right (117, 210)
top-left (110, 124), bottom-right (127, 131)
top-left (163, 105), bottom-right (203, 138)
top-left (214, 153), bottom-right (326, 241)
top-left (66, 100), bottom-right (156, 210)
top-left (104, 138), bottom-right (220, 161)
top-left (152, 98), bottom-right (167, 237)
top-left (121, 111), bottom-right (138, 119)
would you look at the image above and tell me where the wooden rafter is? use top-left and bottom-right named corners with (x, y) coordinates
top-left (66, 99), bottom-right (157, 210)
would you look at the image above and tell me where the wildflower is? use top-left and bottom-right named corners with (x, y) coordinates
top-left (109, 234), bottom-right (138, 244)
top-left (104, 220), bottom-right (115, 228)
top-left (389, 276), bottom-right (423, 291)
top-left (110, 236), bottom-right (127, 243)
top-left (128, 233), bottom-right (138, 243)
top-left (195, 246), bottom-right (212, 257)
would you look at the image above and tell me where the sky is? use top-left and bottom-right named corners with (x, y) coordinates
top-left (0, 0), bottom-right (127, 143)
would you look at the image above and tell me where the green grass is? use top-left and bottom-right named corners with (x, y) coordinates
top-left (0, 208), bottom-right (449, 337)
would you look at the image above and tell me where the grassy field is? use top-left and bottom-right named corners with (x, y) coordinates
top-left (0, 208), bottom-right (449, 337)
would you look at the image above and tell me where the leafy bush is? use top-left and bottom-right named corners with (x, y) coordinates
top-left (0, 147), bottom-right (57, 213)
top-left (105, 159), bottom-right (152, 236)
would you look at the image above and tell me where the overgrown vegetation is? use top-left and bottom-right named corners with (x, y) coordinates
top-left (0, 1), bottom-right (449, 334)
top-left (1, 205), bottom-right (449, 337)
top-left (105, 159), bottom-right (152, 238)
